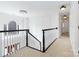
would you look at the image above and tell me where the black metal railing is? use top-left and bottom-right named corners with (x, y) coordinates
top-left (0, 27), bottom-right (58, 57)
top-left (0, 29), bottom-right (29, 56)
top-left (28, 32), bottom-right (41, 52)
top-left (0, 29), bottom-right (42, 57)
top-left (42, 27), bottom-right (58, 31)
top-left (42, 27), bottom-right (58, 52)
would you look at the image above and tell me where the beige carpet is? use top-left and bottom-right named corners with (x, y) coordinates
top-left (7, 35), bottom-right (74, 57)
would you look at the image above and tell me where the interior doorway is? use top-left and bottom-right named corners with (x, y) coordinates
top-left (59, 14), bottom-right (69, 37)
top-left (59, 5), bottom-right (70, 37)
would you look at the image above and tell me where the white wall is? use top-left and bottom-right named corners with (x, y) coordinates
top-left (29, 7), bottom-right (59, 42)
top-left (29, 14), bottom-right (52, 42)
top-left (70, 1), bottom-right (79, 56)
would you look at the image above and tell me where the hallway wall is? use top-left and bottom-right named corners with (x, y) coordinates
top-left (70, 1), bottom-right (79, 56)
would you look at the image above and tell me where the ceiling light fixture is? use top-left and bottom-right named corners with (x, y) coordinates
top-left (64, 16), bottom-right (67, 19)
top-left (60, 5), bottom-right (66, 11)
top-left (63, 15), bottom-right (68, 20)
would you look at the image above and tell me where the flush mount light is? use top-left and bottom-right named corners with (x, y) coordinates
top-left (63, 15), bottom-right (68, 20)
top-left (63, 16), bottom-right (67, 19)
top-left (60, 5), bottom-right (66, 11)
top-left (19, 10), bottom-right (27, 14)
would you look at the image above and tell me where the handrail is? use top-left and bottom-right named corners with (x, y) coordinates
top-left (0, 29), bottom-right (42, 57)
top-left (0, 29), bottom-right (41, 44)
top-left (42, 27), bottom-right (58, 31)
top-left (42, 27), bottom-right (58, 52)
top-left (0, 29), bottom-right (29, 33)
top-left (28, 32), bottom-right (41, 51)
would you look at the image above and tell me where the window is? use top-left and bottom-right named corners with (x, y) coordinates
top-left (8, 21), bottom-right (16, 30)
top-left (8, 21), bottom-right (19, 35)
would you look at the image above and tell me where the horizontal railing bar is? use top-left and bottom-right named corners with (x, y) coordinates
top-left (28, 32), bottom-right (41, 44)
top-left (0, 29), bottom-right (29, 33)
top-left (42, 27), bottom-right (58, 31)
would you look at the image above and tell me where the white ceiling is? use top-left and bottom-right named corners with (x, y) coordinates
top-left (0, 1), bottom-right (71, 17)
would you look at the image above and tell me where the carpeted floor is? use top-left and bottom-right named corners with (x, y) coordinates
top-left (7, 34), bottom-right (74, 57)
